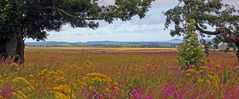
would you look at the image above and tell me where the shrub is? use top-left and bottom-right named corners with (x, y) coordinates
top-left (178, 19), bottom-right (206, 70)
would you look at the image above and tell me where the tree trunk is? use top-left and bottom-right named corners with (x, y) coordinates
top-left (236, 43), bottom-right (239, 63)
top-left (217, 27), bottom-right (239, 63)
top-left (15, 34), bottom-right (24, 64)
top-left (0, 32), bottom-right (25, 64)
top-left (0, 38), bottom-right (8, 58)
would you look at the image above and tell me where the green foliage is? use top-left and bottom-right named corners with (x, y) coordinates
top-left (164, 0), bottom-right (239, 52)
top-left (0, 0), bottom-right (25, 38)
top-left (0, 0), bottom-right (154, 40)
top-left (0, 0), bottom-right (154, 61)
top-left (178, 19), bottom-right (205, 70)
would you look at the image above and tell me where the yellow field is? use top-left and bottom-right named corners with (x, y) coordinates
top-left (25, 46), bottom-right (177, 53)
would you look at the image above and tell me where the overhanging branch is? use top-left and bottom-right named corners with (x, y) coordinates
top-left (195, 23), bottom-right (239, 44)
top-left (57, 8), bottom-right (104, 20)
top-left (195, 24), bottom-right (219, 35)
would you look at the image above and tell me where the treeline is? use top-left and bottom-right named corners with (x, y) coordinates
top-left (26, 44), bottom-right (178, 48)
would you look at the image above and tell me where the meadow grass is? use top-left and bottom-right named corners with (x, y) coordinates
top-left (0, 47), bottom-right (238, 98)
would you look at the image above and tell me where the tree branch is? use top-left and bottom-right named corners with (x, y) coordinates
top-left (56, 8), bottom-right (104, 20)
top-left (218, 27), bottom-right (239, 44)
top-left (195, 24), bottom-right (219, 35)
top-left (195, 24), bottom-right (239, 44)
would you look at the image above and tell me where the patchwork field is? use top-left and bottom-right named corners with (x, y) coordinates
top-left (0, 47), bottom-right (239, 98)
top-left (25, 47), bottom-right (237, 68)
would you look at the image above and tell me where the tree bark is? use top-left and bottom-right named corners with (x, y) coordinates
top-left (15, 33), bottom-right (24, 64)
top-left (0, 32), bottom-right (24, 64)
top-left (6, 33), bottom-right (18, 57)
top-left (236, 43), bottom-right (239, 63)
top-left (218, 28), bottom-right (239, 63)
top-left (0, 38), bottom-right (8, 58)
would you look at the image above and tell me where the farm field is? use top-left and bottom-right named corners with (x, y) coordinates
top-left (1, 47), bottom-right (239, 98)
top-left (25, 46), bottom-right (237, 69)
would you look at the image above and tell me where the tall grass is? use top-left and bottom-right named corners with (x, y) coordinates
top-left (0, 48), bottom-right (238, 98)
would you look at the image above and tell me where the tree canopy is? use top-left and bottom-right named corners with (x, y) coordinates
top-left (164, 0), bottom-right (239, 61)
top-left (0, 0), bottom-right (154, 40)
top-left (0, 0), bottom-right (154, 63)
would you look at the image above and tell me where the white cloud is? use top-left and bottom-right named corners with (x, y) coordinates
top-left (224, 0), bottom-right (239, 8)
top-left (151, 0), bottom-right (178, 7)
top-left (26, 0), bottom-right (238, 42)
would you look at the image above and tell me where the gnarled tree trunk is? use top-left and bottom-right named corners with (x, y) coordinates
top-left (217, 27), bottom-right (239, 63)
top-left (0, 32), bottom-right (24, 64)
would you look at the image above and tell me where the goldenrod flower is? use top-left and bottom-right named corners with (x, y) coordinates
top-left (186, 73), bottom-right (191, 76)
top-left (12, 77), bottom-right (35, 91)
top-left (82, 72), bottom-right (121, 95)
top-left (200, 66), bottom-right (208, 71)
top-left (14, 91), bottom-right (27, 99)
top-left (186, 69), bottom-right (196, 73)
top-left (53, 91), bottom-right (70, 99)
top-left (53, 84), bottom-right (71, 94)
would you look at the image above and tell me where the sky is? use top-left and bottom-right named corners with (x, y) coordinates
top-left (26, 0), bottom-right (238, 42)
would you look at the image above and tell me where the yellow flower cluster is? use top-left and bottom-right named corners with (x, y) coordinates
top-left (0, 63), bottom-right (122, 98)
top-left (72, 79), bottom-right (86, 91)
top-left (0, 77), bottom-right (35, 98)
top-left (53, 84), bottom-right (71, 94)
top-left (35, 69), bottom-right (68, 89)
top-left (52, 91), bottom-right (70, 99)
top-left (13, 90), bottom-right (27, 98)
top-left (84, 73), bottom-right (111, 83)
top-left (51, 84), bottom-right (76, 99)
top-left (12, 77), bottom-right (35, 92)
top-left (83, 73), bottom-right (111, 89)
top-left (186, 66), bottom-right (223, 97)
top-left (34, 69), bottom-right (75, 98)
top-left (82, 72), bottom-right (120, 94)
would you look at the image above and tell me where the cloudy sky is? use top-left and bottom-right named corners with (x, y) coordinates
top-left (26, 0), bottom-right (238, 42)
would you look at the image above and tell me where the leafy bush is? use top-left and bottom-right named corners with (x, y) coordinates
top-left (178, 19), bottom-right (206, 70)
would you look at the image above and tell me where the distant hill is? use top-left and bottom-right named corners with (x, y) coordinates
top-left (25, 39), bottom-right (183, 47)
top-left (26, 41), bottom-right (74, 46)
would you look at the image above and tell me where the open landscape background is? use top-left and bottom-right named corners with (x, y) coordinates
top-left (1, 0), bottom-right (239, 98)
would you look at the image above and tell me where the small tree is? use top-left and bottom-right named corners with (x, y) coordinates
top-left (178, 19), bottom-right (205, 70)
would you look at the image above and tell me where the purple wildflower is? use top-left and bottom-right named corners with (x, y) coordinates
top-left (160, 84), bottom-right (178, 97)
top-left (1, 84), bottom-right (13, 98)
top-left (131, 87), bottom-right (142, 99)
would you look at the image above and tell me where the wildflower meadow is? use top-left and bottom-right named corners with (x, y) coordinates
top-left (0, 47), bottom-right (238, 99)
top-left (1, 0), bottom-right (239, 99)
